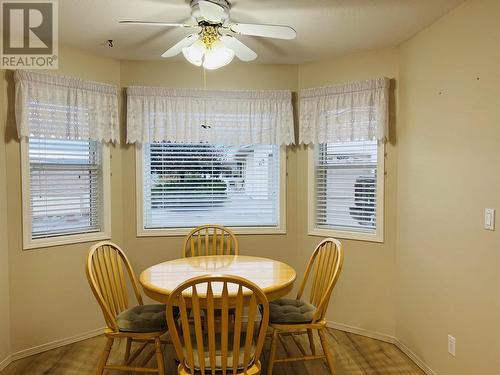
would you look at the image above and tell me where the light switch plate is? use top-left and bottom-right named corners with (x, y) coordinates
top-left (485, 208), bottom-right (495, 231)
top-left (448, 335), bottom-right (456, 356)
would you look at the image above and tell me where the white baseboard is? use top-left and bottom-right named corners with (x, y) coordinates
top-left (326, 320), bottom-right (396, 344)
top-left (326, 321), bottom-right (436, 375)
top-left (394, 338), bottom-right (437, 375)
top-left (9, 327), bottom-right (104, 363)
top-left (0, 354), bottom-right (12, 372)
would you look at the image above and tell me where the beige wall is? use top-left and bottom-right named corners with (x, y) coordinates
top-left (297, 48), bottom-right (399, 335)
top-left (396, 0), bottom-right (500, 373)
top-left (2, 45), bottom-right (123, 353)
top-left (0, 51), bottom-right (11, 365)
top-left (119, 60), bottom-right (301, 296)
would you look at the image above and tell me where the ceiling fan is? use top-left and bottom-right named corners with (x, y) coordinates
top-left (120, 0), bottom-right (296, 70)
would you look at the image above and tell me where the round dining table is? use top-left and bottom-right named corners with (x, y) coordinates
top-left (140, 255), bottom-right (296, 303)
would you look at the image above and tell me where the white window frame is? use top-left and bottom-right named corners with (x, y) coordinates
top-left (135, 144), bottom-right (287, 237)
top-left (307, 143), bottom-right (385, 243)
top-left (20, 139), bottom-right (112, 250)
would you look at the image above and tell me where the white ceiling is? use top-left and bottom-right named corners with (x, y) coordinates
top-left (59, 0), bottom-right (465, 64)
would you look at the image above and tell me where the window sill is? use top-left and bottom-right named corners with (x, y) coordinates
top-left (308, 228), bottom-right (383, 243)
top-left (23, 231), bottom-right (111, 250)
top-left (137, 226), bottom-right (286, 237)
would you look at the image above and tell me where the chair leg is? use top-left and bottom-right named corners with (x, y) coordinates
top-left (154, 337), bottom-right (165, 375)
top-left (318, 328), bottom-right (336, 375)
top-left (267, 329), bottom-right (278, 375)
top-left (307, 329), bottom-right (316, 355)
top-left (124, 338), bottom-right (132, 362)
top-left (96, 337), bottom-right (113, 375)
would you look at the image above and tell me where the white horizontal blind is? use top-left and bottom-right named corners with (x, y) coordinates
top-left (143, 143), bottom-right (280, 229)
top-left (315, 141), bottom-right (378, 233)
top-left (29, 138), bottom-right (103, 239)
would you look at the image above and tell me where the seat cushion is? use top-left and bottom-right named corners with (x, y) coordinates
top-left (183, 332), bottom-right (256, 371)
top-left (269, 298), bottom-right (316, 324)
top-left (116, 304), bottom-right (171, 333)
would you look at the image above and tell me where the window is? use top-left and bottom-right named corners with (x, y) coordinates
top-left (21, 138), bottom-right (111, 249)
top-left (137, 142), bottom-right (286, 235)
top-left (309, 140), bottom-right (384, 242)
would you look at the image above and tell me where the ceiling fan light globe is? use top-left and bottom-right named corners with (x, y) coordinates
top-left (182, 40), bottom-right (205, 66)
top-left (202, 41), bottom-right (235, 70)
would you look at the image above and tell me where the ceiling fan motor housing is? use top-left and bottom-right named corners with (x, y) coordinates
top-left (190, 0), bottom-right (230, 24)
top-left (121, 0), bottom-right (295, 66)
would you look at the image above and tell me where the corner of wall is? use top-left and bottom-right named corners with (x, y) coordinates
top-left (0, 69), bottom-right (12, 370)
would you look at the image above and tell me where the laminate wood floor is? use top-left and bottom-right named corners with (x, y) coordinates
top-left (1, 329), bottom-right (424, 375)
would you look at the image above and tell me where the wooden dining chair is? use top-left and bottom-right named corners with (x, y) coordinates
top-left (166, 274), bottom-right (269, 375)
top-left (266, 238), bottom-right (344, 375)
top-left (182, 224), bottom-right (239, 257)
top-left (86, 241), bottom-right (172, 375)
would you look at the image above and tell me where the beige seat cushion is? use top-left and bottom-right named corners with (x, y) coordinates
top-left (183, 332), bottom-right (256, 371)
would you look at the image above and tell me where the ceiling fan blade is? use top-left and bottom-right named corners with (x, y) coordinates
top-left (220, 35), bottom-right (257, 62)
top-left (119, 20), bottom-right (194, 28)
top-left (198, 1), bottom-right (225, 23)
top-left (230, 23), bottom-right (296, 40)
top-left (161, 34), bottom-right (199, 58)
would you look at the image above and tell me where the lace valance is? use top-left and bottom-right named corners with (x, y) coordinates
top-left (126, 86), bottom-right (295, 145)
top-left (15, 70), bottom-right (119, 143)
top-left (299, 77), bottom-right (390, 144)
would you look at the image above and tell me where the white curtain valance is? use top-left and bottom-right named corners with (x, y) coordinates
top-left (299, 77), bottom-right (390, 144)
top-left (126, 86), bottom-right (295, 145)
top-left (15, 70), bottom-right (119, 143)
